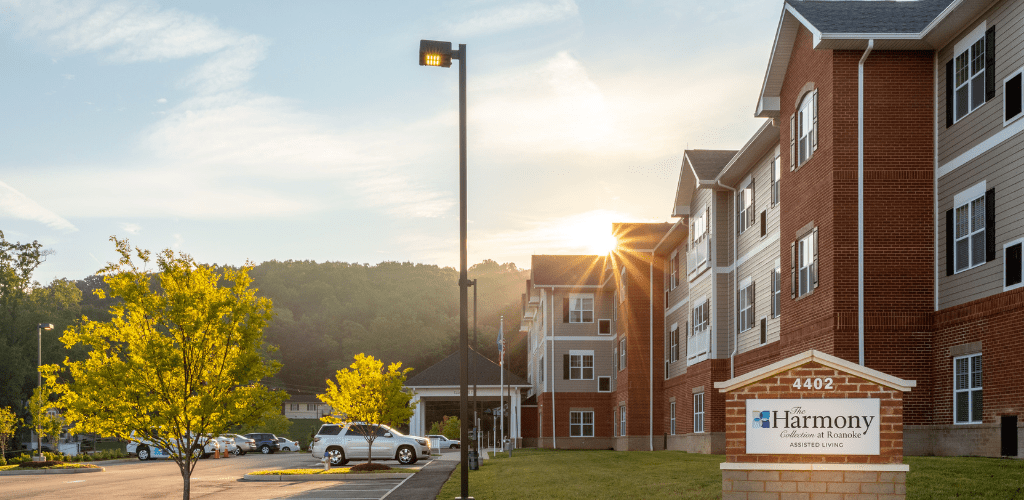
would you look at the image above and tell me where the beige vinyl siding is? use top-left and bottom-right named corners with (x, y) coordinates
top-left (938, 135), bottom-right (1024, 309)
top-left (938, 0), bottom-right (1024, 164)
top-left (716, 190), bottom-right (733, 266)
top-left (665, 239), bottom-right (689, 379)
top-left (551, 289), bottom-right (615, 337)
top-left (716, 269), bottom-right (734, 359)
top-left (736, 148), bottom-right (780, 256)
top-left (549, 338), bottom-right (616, 393)
top-left (689, 187), bottom-right (716, 281)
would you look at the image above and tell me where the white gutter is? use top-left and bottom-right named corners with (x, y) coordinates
top-left (550, 287), bottom-right (557, 449)
top-left (858, 39), bottom-right (873, 367)
top-left (717, 180), bottom-right (739, 378)
top-left (648, 251), bottom-right (654, 451)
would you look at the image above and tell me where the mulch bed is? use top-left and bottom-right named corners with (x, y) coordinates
top-left (17, 461), bottom-right (65, 468)
top-left (350, 462), bottom-right (392, 472)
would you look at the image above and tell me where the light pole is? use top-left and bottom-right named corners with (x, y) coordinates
top-left (36, 323), bottom-right (53, 460)
top-left (419, 39), bottom-right (472, 500)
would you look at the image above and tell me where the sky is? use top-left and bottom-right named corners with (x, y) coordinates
top-left (1, 0), bottom-right (781, 283)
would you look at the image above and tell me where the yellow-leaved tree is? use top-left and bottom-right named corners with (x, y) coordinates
top-left (317, 353), bottom-right (416, 465)
top-left (44, 238), bottom-right (286, 500)
top-left (0, 406), bottom-right (22, 464)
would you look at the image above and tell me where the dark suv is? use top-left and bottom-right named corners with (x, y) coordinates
top-left (244, 433), bottom-right (281, 454)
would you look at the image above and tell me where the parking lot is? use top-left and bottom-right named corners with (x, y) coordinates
top-left (0, 450), bottom-right (455, 500)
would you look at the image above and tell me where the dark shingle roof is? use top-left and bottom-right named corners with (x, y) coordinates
top-left (786, 0), bottom-right (955, 34)
top-left (612, 222), bottom-right (674, 250)
top-left (405, 348), bottom-right (529, 387)
top-left (686, 150), bottom-right (736, 181)
top-left (531, 255), bottom-right (606, 287)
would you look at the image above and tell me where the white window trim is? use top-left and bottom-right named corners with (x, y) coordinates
top-left (568, 293), bottom-right (595, 323)
top-left (1003, 66), bottom-right (1024, 127)
top-left (772, 258), bottom-right (782, 319)
top-left (737, 176), bottom-right (754, 235)
top-left (619, 406), bottom-right (626, 436)
top-left (797, 232), bottom-right (815, 297)
top-left (797, 94), bottom-right (814, 166)
top-left (619, 338), bottom-right (626, 371)
top-left (693, 393), bottom-right (705, 433)
top-left (670, 402), bottom-right (677, 435)
top-left (1004, 237), bottom-right (1024, 292)
top-left (569, 350), bottom-right (595, 380)
top-left (669, 322), bottom-right (679, 363)
top-left (598, 318), bottom-right (612, 335)
top-left (771, 155), bottom-right (781, 207)
top-left (669, 250), bottom-right (679, 290)
top-left (738, 277), bottom-right (754, 333)
top-left (952, 21), bottom-right (988, 125)
top-left (597, 376), bottom-right (611, 392)
top-left (570, 410), bottom-right (595, 437)
top-left (953, 353), bottom-right (983, 424)
top-left (953, 180), bottom-right (987, 274)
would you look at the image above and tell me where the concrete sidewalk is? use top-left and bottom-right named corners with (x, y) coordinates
top-left (385, 451), bottom-right (459, 500)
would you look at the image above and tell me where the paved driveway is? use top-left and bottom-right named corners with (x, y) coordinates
top-left (0, 451), bottom-right (436, 500)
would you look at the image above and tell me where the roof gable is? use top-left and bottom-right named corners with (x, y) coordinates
top-left (531, 255), bottom-right (606, 287)
top-left (405, 348), bottom-right (529, 387)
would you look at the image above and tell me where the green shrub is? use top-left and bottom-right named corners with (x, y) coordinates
top-left (0, 456), bottom-right (6, 466)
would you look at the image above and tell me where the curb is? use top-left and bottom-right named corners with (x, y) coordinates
top-left (243, 471), bottom-right (415, 482)
top-left (0, 467), bottom-right (105, 475)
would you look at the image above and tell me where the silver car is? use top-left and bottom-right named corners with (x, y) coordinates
top-left (310, 422), bottom-right (430, 466)
top-left (222, 434), bottom-right (256, 455)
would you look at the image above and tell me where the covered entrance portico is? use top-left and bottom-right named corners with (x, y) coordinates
top-left (405, 349), bottom-right (529, 447)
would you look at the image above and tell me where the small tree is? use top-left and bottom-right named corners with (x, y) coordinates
top-left (441, 415), bottom-right (460, 440)
top-left (237, 406), bottom-right (293, 437)
top-left (49, 238), bottom-right (285, 500)
top-left (317, 353), bottom-right (416, 464)
top-left (28, 384), bottom-right (64, 455)
top-left (0, 406), bottom-right (22, 463)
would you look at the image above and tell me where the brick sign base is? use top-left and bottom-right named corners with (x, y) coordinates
top-left (721, 463), bottom-right (907, 499)
top-left (714, 350), bottom-right (915, 500)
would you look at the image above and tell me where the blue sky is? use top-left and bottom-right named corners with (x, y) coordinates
top-left (1, 0), bottom-right (780, 282)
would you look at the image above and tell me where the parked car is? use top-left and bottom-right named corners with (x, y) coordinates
top-left (427, 434), bottom-right (460, 449)
top-left (310, 422), bottom-right (430, 466)
top-left (213, 435), bottom-right (239, 455)
top-left (127, 433), bottom-right (219, 461)
top-left (243, 433), bottom-right (280, 454)
top-left (277, 437), bottom-right (300, 452)
top-left (224, 434), bottom-right (256, 455)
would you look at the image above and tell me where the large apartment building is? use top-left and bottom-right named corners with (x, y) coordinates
top-left (519, 0), bottom-right (1024, 458)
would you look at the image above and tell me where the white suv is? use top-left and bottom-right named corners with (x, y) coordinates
top-left (310, 423), bottom-right (430, 466)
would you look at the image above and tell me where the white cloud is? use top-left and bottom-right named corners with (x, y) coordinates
top-left (0, 180), bottom-right (78, 232)
top-left (156, 98), bottom-right (166, 103)
top-left (451, 0), bottom-right (578, 37)
top-left (120, 222), bottom-right (141, 234)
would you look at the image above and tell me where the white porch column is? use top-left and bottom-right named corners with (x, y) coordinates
top-left (411, 393), bottom-right (423, 436)
top-left (513, 389), bottom-right (521, 441)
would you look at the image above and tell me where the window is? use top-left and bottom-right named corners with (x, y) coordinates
top-left (598, 376), bottom-right (611, 392)
top-left (620, 406), bottom-right (626, 436)
top-left (954, 354), bottom-right (982, 424)
top-left (738, 278), bottom-right (755, 332)
top-left (307, 404), bottom-right (315, 411)
top-left (1004, 67), bottom-right (1023, 125)
top-left (289, 403), bottom-right (299, 411)
top-left (947, 182), bottom-right (995, 275)
top-left (794, 229), bottom-right (817, 298)
top-left (760, 317), bottom-right (767, 345)
top-left (598, 318), bottom-right (611, 335)
top-left (570, 411), bottom-right (594, 437)
top-left (618, 266), bottom-right (627, 303)
top-left (771, 259), bottom-right (781, 318)
top-left (669, 324), bottom-right (680, 363)
top-left (670, 402), bottom-right (677, 435)
top-left (539, 356), bottom-right (544, 384)
top-left (568, 351), bottom-right (594, 380)
top-left (760, 210), bottom-right (767, 238)
top-left (771, 155), bottom-right (781, 206)
top-left (952, 24), bottom-right (992, 123)
top-left (569, 293), bottom-right (594, 323)
top-left (693, 393), bottom-right (705, 433)
top-left (736, 179), bottom-right (755, 235)
top-left (619, 338), bottom-right (627, 370)
top-left (1005, 239), bottom-right (1023, 290)
top-left (691, 206), bottom-right (708, 243)
top-left (794, 91), bottom-right (817, 167)
top-left (669, 251), bottom-right (680, 290)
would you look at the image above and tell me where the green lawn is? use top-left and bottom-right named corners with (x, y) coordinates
top-left (438, 450), bottom-right (1024, 499)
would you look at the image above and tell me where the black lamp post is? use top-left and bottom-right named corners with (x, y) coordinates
top-left (419, 39), bottom-right (472, 500)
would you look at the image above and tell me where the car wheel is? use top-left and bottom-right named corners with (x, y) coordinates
top-left (260, 444), bottom-right (271, 454)
top-left (282, 446), bottom-right (290, 452)
top-left (326, 447), bottom-right (348, 466)
top-left (137, 446), bottom-right (150, 461)
top-left (451, 444), bottom-right (458, 449)
top-left (231, 448), bottom-right (242, 456)
top-left (396, 446), bottom-right (417, 465)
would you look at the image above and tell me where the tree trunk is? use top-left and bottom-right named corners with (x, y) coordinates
top-left (180, 464), bottom-right (191, 500)
top-left (367, 440), bottom-right (373, 464)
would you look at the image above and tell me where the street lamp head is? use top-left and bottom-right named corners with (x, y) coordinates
top-left (419, 40), bottom-right (452, 67)
top-left (38, 323), bottom-right (54, 331)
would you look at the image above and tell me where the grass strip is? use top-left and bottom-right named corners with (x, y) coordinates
top-left (438, 450), bottom-right (1024, 499)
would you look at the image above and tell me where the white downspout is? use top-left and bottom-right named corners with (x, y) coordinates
top-left (717, 180), bottom-right (738, 378)
top-left (550, 287), bottom-right (557, 449)
top-left (648, 251), bottom-right (654, 451)
top-left (858, 39), bottom-right (873, 366)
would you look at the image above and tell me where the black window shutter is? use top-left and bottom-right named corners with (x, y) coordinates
top-left (946, 60), bottom-right (954, 128)
top-left (791, 241), bottom-right (797, 298)
top-left (986, 189), bottom-right (996, 262)
top-left (986, 26), bottom-right (996, 102)
top-left (812, 228), bottom-right (819, 288)
top-left (761, 210), bottom-right (767, 237)
top-left (760, 318), bottom-right (767, 344)
top-left (563, 354), bottom-right (570, 379)
top-left (1007, 74), bottom-right (1022, 121)
top-left (563, 298), bottom-right (570, 323)
top-left (946, 209), bottom-right (955, 276)
top-left (750, 178), bottom-right (756, 224)
top-left (1007, 243), bottom-right (1023, 287)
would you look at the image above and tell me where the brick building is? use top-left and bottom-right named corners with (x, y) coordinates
top-left (519, 0), bottom-right (1024, 457)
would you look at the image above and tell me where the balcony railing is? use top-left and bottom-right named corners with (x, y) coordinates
top-left (686, 236), bottom-right (711, 278)
top-left (687, 327), bottom-right (710, 366)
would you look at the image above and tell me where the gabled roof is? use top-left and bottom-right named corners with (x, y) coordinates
top-left (531, 255), bottom-right (606, 288)
top-left (686, 149), bottom-right (737, 181)
top-left (405, 348), bottom-right (529, 387)
top-left (756, 0), bottom-right (992, 118)
top-left (612, 222), bottom-right (674, 252)
top-left (714, 349), bottom-right (916, 393)
top-left (716, 119), bottom-right (780, 186)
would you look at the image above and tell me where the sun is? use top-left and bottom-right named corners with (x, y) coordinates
top-left (586, 233), bottom-right (619, 255)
